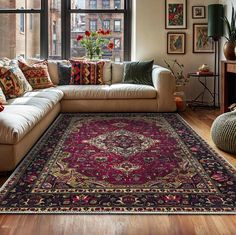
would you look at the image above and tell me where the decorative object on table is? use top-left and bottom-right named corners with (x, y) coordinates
top-left (192, 6), bottom-right (206, 19)
top-left (211, 110), bottom-right (236, 154)
top-left (208, 4), bottom-right (224, 107)
top-left (123, 60), bottom-right (154, 86)
top-left (196, 64), bottom-right (213, 75)
top-left (193, 23), bottom-right (214, 53)
top-left (165, 0), bottom-right (187, 29)
top-left (1, 113), bottom-right (236, 214)
top-left (167, 32), bottom-right (186, 54)
top-left (221, 5), bottom-right (236, 60)
top-left (76, 29), bottom-right (114, 60)
top-left (164, 59), bottom-right (187, 111)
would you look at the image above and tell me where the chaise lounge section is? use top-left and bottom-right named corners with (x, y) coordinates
top-left (0, 61), bottom-right (176, 172)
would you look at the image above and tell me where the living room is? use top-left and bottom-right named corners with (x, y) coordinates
top-left (0, 0), bottom-right (236, 234)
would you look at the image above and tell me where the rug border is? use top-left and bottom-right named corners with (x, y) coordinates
top-left (1, 112), bottom-right (236, 215)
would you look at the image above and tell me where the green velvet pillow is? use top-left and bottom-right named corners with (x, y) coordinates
top-left (123, 60), bottom-right (154, 86)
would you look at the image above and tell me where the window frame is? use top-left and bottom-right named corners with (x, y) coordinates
top-left (0, 0), bottom-right (132, 60)
top-left (0, 1), bottom-right (47, 58)
top-left (89, 19), bottom-right (98, 31)
top-left (67, 0), bottom-right (132, 60)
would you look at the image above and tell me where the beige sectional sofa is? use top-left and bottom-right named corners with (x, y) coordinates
top-left (0, 61), bottom-right (176, 172)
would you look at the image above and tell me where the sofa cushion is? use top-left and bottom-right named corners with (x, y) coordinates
top-left (57, 85), bottom-right (109, 100)
top-left (111, 62), bottom-right (124, 84)
top-left (0, 87), bottom-right (7, 104)
top-left (123, 60), bottom-right (154, 86)
top-left (107, 84), bottom-right (157, 99)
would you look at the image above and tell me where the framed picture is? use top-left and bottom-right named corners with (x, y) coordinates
top-left (165, 0), bottom-right (187, 29)
top-left (192, 6), bottom-right (206, 19)
top-left (193, 23), bottom-right (214, 53)
top-left (167, 32), bottom-right (186, 54)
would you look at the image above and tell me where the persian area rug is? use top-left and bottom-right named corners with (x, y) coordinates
top-left (0, 113), bottom-right (236, 214)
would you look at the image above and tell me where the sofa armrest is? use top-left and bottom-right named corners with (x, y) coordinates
top-left (152, 65), bottom-right (176, 112)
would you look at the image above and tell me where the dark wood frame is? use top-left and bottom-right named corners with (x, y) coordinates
top-left (0, 0), bottom-right (132, 61)
top-left (192, 6), bottom-right (206, 19)
top-left (193, 23), bottom-right (214, 53)
top-left (167, 32), bottom-right (186, 54)
top-left (165, 0), bottom-right (187, 29)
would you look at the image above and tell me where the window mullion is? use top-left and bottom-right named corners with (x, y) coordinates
top-left (40, 0), bottom-right (48, 59)
top-left (61, 0), bottom-right (71, 59)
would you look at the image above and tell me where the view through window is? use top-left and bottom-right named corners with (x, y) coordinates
top-left (0, 0), bottom-right (130, 61)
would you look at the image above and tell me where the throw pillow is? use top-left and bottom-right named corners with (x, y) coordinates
top-left (0, 87), bottom-right (7, 104)
top-left (123, 60), bottom-right (154, 86)
top-left (0, 65), bottom-right (32, 99)
top-left (18, 60), bottom-right (55, 89)
top-left (57, 62), bottom-right (71, 85)
top-left (70, 60), bottom-right (105, 85)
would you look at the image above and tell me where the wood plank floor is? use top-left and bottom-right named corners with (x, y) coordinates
top-left (0, 109), bottom-right (236, 235)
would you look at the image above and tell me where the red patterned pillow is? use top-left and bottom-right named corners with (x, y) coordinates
top-left (18, 60), bottom-right (55, 89)
top-left (70, 60), bottom-right (105, 85)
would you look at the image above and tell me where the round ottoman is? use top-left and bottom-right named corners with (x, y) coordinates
top-left (211, 111), bottom-right (236, 154)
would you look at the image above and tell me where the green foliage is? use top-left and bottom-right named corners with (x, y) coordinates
top-left (222, 5), bottom-right (236, 42)
top-left (163, 59), bottom-right (188, 86)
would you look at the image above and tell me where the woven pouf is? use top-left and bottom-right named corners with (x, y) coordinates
top-left (211, 111), bottom-right (236, 154)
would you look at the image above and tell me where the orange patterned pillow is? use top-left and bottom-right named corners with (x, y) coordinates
top-left (18, 60), bottom-right (55, 89)
top-left (0, 65), bottom-right (32, 99)
top-left (0, 87), bottom-right (7, 104)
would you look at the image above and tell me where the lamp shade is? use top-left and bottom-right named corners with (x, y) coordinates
top-left (208, 4), bottom-right (224, 40)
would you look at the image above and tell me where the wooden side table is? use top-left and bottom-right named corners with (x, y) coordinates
top-left (221, 60), bottom-right (236, 113)
top-left (188, 73), bottom-right (219, 109)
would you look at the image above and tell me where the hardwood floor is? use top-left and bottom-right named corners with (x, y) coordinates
top-left (0, 109), bottom-right (236, 235)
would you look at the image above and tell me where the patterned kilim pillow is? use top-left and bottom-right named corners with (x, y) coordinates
top-left (18, 60), bottom-right (55, 89)
top-left (0, 87), bottom-right (7, 104)
top-left (70, 60), bottom-right (105, 85)
top-left (0, 65), bottom-right (32, 99)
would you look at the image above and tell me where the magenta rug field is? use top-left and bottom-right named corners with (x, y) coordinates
top-left (0, 113), bottom-right (236, 214)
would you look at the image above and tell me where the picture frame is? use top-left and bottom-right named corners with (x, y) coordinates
top-left (193, 23), bottom-right (214, 53)
top-left (165, 0), bottom-right (187, 29)
top-left (192, 6), bottom-right (206, 19)
top-left (167, 32), bottom-right (186, 54)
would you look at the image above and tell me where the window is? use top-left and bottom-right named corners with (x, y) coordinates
top-left (103, 20), bottom-right (110, 30)
top-left (103, 0), bottom-right (110, 9)
top-left (114, 20), bottom-right (121, 32)
top-left (114, 0), bottom-right (121, 9)
top-left (0, 0), bottom-right (131, 61)
top-left (20, 8), bottom-right (25, 33)
top-left (0, 2), bottom-right (41, 59)
top-left (114, 38), bottom-right (121, 49)
top-left (89, 0), bottom-right (97, 9)
top-left (89, 20), bottom-right (97, 31)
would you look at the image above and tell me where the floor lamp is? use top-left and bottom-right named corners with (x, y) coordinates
top-left (208, 4), bottom-right (224, 107)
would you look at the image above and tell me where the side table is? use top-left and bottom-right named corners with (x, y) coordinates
top-left (188, 73), bottom-right (219, 109)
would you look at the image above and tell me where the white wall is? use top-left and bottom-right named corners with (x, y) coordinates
top-left (132, 0), bottom-right (220, 102)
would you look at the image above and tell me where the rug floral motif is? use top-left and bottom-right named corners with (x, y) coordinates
top-left (0, 113), bottom-right (236, 214)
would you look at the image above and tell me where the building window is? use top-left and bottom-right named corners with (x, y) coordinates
top-left (114, 20), bottom-right (121, 32)
top-left (89, 0), bottom-right (97, 9)
top-left (114, 38), bottom-right (121, 49)
top-left (103, 0), bottom-right (110, 9)
top-left (30, 14), bottom-right (33, 30)
top-left (89, 20), bottom-right (97, 31)
top-left (20, 7), bottom-right (25, 33)
top-left (103, 20), bottom-right (110, 30)
top-left (114, 0), bottom-right (121, 9)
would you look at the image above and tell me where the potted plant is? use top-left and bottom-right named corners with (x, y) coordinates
top-left (222, 5), bottom-right (236, 60)
top-left (164, 59), bottom-right (188, 111)
top-left (77, 29), bottom-right (114, 60)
